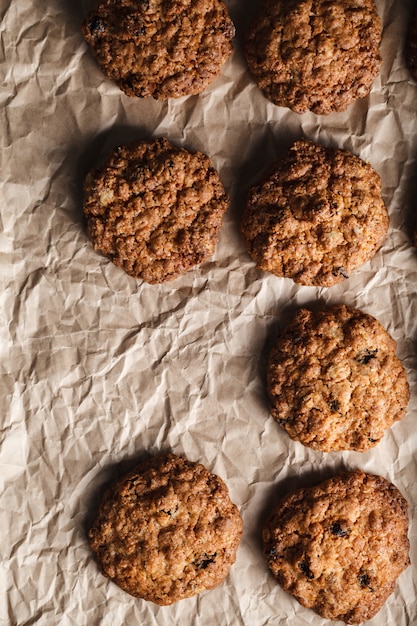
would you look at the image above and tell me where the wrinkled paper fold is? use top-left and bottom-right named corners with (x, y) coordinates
top-left (1, 0), bottom-right (416, 624)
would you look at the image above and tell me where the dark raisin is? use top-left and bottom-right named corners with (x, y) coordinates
top-left (332, 266), bottom-right (348, 278)
top-left (161, 505), bottom-right (178, 517)
top-left (266, 546), bottom-right (279, 560)
top-left (194, 552), bottom-right (217, 570)
top-left (329, 398), bottom-right (340, 412)
top-left (358, 573), bottom-right (375, 591)
top-left (368, 437), bottom-right (377, 443)
top-left (299, 561), bottom-right (314, 579)
top-left (330, 522), bottom-right (350, 537)
top-left (126, 478), bottom-right (139, 493)
top-left (88, 16), bottom-right (106, 37)
top-left (357, 349), bottom-right (378, 365)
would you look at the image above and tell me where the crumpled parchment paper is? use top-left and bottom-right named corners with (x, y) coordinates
top-left (1, 0), bottom-right (416, 624)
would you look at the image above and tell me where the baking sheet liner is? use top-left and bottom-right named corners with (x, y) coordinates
top-left (1, 0), bottom-right (416, 623)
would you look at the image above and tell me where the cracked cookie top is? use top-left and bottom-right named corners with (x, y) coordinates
top-left (88, 453), bottom-right (243, 605)
top-left (83, 137), bottom-right (230, 283)
top-left (267, 304), bottom-right (409, 452)
top-left (82, 0), bottom-right (235, 99)
top-left (263, 470), bottom-right (410, 624)
top-left (244, 0), bottom-right (382, 114)
top-left (241, 140), bottom-right (389, 287)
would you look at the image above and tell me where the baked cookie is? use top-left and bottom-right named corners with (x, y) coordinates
top-left (83, 137), bottom-right (230, 283)
top-left (88, 453), bottom-right (243, 605)
top-left (244, 0), bottom-right (382, 115)
top-left (241, 140), bottom-right (389, 286)
top-left (263, 470), bottom-right (410, 624)
top-left (406, 5), bottom-right (417, 81)
top-left (81, 0), bottom-right (235, 99)
top-left (267, 304), bottom-right (409, 452)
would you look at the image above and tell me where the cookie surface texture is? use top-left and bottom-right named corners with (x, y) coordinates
top-left (83, 137), bottom-right (230, 283)
top-left (88, 453), bottom-right (243, 605)
top-left (241, 140), bottom-right (389, 286)
top-left (81, 0), bottom-right (235, 99)
top-left (406, 5), bottom-right (417, 81)
top-left (267, 304), bottom-right (409, 452)
top-left (263, 470), bottom-right (410, 624)
top-left (244, 0), bottom-right (382, 114)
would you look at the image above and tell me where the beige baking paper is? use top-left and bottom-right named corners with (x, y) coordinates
top-left (1, 0), bottom-right (416, 624)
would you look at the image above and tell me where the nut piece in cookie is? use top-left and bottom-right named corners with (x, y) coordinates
top-left (88, 453), bottom-right (243, 605)
top-left (81, 0), bottom-right (235, 99)
top-left (244, 0), bottom-right (382, 114)
top-left (263, 470), bottom-right (410, 624)
top-left (83, 137), bottom-right (230, 283)
top-left (406, 5), bottom-right (417, 81)
top-left (241, 140), bottom-right (388, 286)
top-left (267, 304), bottom-right (409, 452)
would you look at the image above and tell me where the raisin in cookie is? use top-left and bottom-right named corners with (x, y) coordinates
top-left (81, 0), bottom-right (235, 99)
top-left (267, 304), bottom-right (409, 452)
top-left (263, 470), bottom-right (410, 624)
top-left (88, 453), bottom-right (243, 605)
top-left (241, 140), bottom-right (388, 286)
top-left (83, 137), bottom-right (230, 283)
top-left (244, 0), bottom-right (382, 114)
top-left (406, 5), bottom-right (417, 81)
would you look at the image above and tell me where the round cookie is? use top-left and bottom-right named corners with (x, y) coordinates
top-left (267, 304), bottom-right (409, 452)
top-left (241, 140), bottom-right (389, 287)
top-left (83, 137), bottom-right (230, 283)
top-left (406, 5), bottom-right (417, 81)
top-left (244, 0), bottom-right (382, 115)
top-left (263, 470), bottom-right (410, 624)
top-left (88, 453), bottom-right (243, 605)
top-left (81, 0), bottom-right (235, 99)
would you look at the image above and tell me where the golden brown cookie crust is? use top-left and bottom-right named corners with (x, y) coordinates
top-left (83, 137), bottom-right (230, 283)
top-left (81, 0), bottom-right (235, 99)
top-left (244, 0), bottom-right (382, 114)
top-left (263, 470), bottom-right (410, 624)
top-left (267, 304), bottom-right (409, 452)
top-left (88, 453), bottom-right (243, 605)
top-left (241, 140), bottom-right (389, 286)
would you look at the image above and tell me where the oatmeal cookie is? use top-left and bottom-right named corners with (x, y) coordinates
top-left (263, 470), bottom-right (410, 624)
top-left (267, 304), bottom-right (409, 452)
top-left (88, 453), bottom-right (243, 605)
top-left (244, 0), bottom-right (382, 115)
top-left (241, 140), bottom-right (389, 286)
top-left (81, 0), bottom-right (235, 99)
top-left (406, 5), bottom-right (417, 81)
top-left (83, 137), bottom-right (230, 283)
